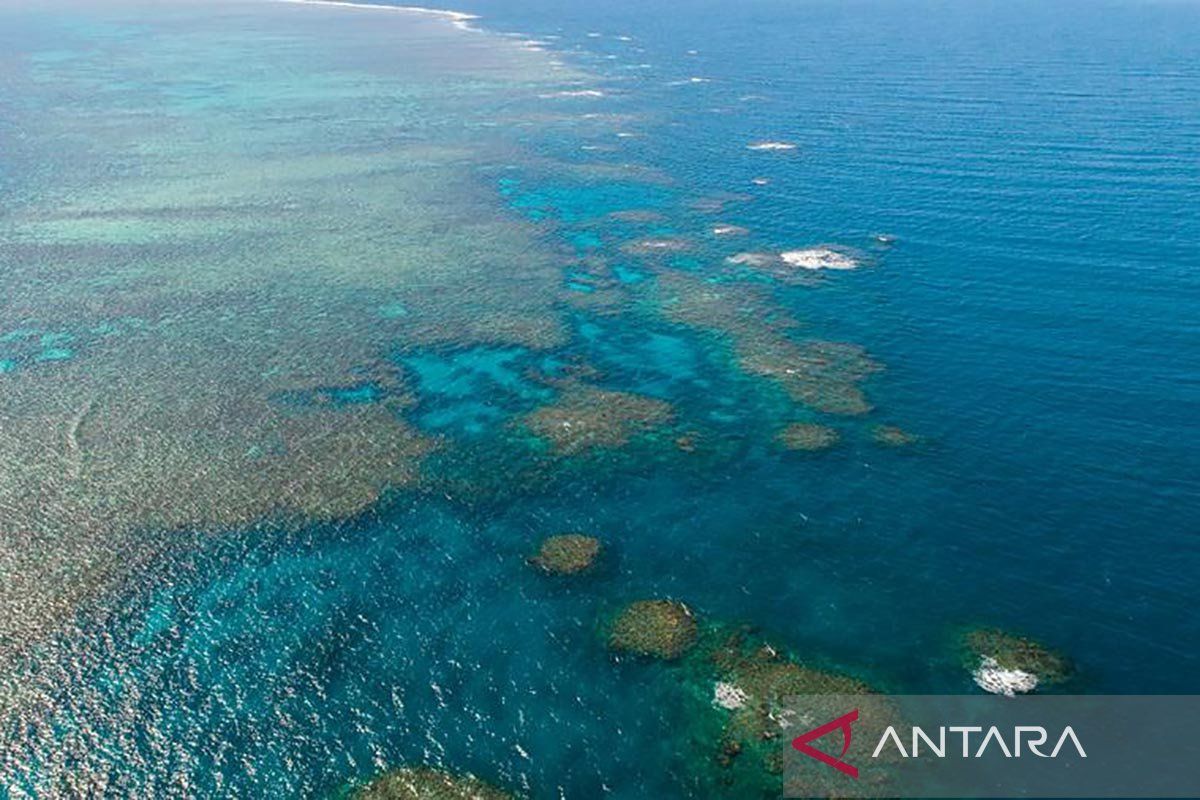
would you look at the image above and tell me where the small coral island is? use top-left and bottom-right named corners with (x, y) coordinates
top-left (530, 534), bottom-right (602, 575)
top-left (607, 599), bottom-right (699, 660)
top-left (963, 627), bottom-right (1071, 696)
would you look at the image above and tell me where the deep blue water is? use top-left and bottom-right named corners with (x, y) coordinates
top-left (3, 0), bottom-right (1199, 797)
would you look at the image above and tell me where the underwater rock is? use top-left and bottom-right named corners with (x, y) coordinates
top-left (776, 423), bottom-right (839, 451)
top-left (963, 628), bottom-right (1071, 694)
top-left (530, 533), bottom-right (601, 575)
top-left (522, 384), bottom-right (673, 455)
top-left (872, 424), bottom-right (919, 447)
top-left (350, 767), bottom-right (513, 800)
top-left (608, 599), bottom-right (699, 660)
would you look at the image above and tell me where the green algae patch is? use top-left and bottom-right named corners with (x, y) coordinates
top-left (522, 384), bottom-right (673, 456)
top-left (530, 534), bottom-right (602, 575)
top-left (962, 627), bottom-right (1072, 686)
top-left (349, 767), bottom-right (514, 800)
top-left (872, 424), bottom-right (919, 447)
top-left (776, 422), bottom-right (839, 451)
top-left (608, 600), bottom-right (699, 660)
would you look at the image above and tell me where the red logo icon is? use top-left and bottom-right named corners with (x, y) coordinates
top-left (791, 708), bottom-right (860, 779)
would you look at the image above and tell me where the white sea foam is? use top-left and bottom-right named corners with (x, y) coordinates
top-left (539, 89), bottom-right (606, 99)
top-left (779, 247), bottom-right (858, 270)
top-left (973, 657), bottom-right (1039, 697)
top-left (751, 177), bottom-right (771, 186)
top-left (713, 682), bottom-right (748, 710)
top-left (747, 141), bottom-right (798, 152)
top-left (712, 224), bottom-right (748, 236)
top-left (271, 0), bottom-right (480, 31)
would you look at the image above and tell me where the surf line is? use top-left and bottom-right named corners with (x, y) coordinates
top-left (270, 0), bottom-right (481, 32)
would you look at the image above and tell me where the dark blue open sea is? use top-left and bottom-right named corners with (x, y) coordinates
top-left (0, 0), bottom-right (1197, 796)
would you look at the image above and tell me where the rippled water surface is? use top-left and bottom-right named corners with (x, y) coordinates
top-left (1, 0), bottom-right (1197, 796)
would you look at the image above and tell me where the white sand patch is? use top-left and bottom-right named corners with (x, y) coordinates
top-left (780, 247), bottom-right (858, 270)
top-left (973, 657), bottom-right (1039, 697)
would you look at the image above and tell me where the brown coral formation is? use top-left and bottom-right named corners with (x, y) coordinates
top-left (522, 384), bottom-right (673, 455)
top-left (655, 272), bottom-right (879, 415)
top-left (530, 534), bottom-right (602, 575)
top-left (0, 1), bottom-right (577, 668)
top-left (608, 600), bottom-right (699, 660)
top-left (872, 424), bottom-right (919, 447)
top-left (962, 628), bottom-right (1072, 684)
top-left (350, 767), bottom-right (513, 800)
top-left (776, 423), bottom-right (839, 451)
top-left (740, 338), bottom-right (877, 416)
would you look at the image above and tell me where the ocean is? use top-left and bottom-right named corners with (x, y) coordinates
top-left (0, 0), bottom-right (1197, 796)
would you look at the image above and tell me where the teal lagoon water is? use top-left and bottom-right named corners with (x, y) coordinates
top-left (1, 0), bottom-right (1198, 797)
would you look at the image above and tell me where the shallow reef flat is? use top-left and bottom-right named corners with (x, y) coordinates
top-left (0, 0), bottom-right (580, 665)
top-left (653, 271), bottom-right (880, 415)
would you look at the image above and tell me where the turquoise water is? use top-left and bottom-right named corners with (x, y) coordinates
top-left (1, 0), bottom-right (1198, 797)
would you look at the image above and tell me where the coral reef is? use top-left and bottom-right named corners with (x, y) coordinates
top-left (522, 384), bottom-right (673, 455)
top-left (740, 339), bottom-right (878, 416)
top-left (679, 624), bottom-right (890, 799)
top-left (350, 767), bottom-right (513, 800)
top-left (655, 272), bottom-right (879, 415)
top-left (608, 600), bottom-right (699, 660)
top-left (872, 425), bottom-right (919, 447)
top-left (776, 423), bottom-right (839, 451)
top-left (530, 534), bottom-right (602, 575)
top-left (963, 628), bottom-right (1071, 693)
